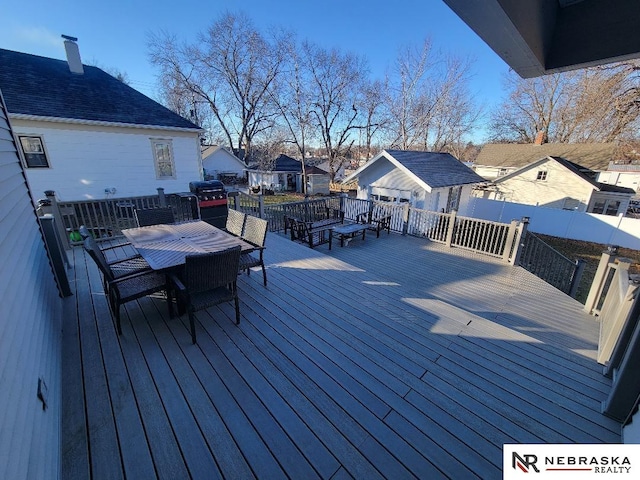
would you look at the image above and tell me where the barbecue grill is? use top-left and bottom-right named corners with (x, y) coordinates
top-left (189, 180), bottom-right (228, 228)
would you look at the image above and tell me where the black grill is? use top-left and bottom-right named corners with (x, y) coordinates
top-left (189, 180), bottom-right (228, 228)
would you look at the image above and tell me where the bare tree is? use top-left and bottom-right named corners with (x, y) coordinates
top-left (489, 62), bottom-right (640, 143)
top-left (358, 78), bottom-right (388, 160)
top-left (148, 12), bottom-right (286, 162)
top-left (301, 41), bottom-right (368, 181)
top-left (384, 40), bottom-right (480, 152)
top-left (269, 39), bottom-right (315, 192)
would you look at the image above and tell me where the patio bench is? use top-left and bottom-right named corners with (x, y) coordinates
top-left (285, 215), bottom-right (343, 248)
top-left (356, 212), bottom-right (392, 237)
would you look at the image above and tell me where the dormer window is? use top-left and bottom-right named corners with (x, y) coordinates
top-left (536, 170), bottom-right (548, 181)
top-left (18, 135), bottom-right (50, 168)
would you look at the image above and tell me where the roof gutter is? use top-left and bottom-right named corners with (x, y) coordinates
top-left (9, 113), bottom-right (203, 133)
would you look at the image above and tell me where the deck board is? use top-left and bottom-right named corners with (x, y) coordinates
top-left (62, 231), bottom-right (621, 479)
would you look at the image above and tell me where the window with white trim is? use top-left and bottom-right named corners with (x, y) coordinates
top-left (18, 135), bottom-right (50, 168)
top-left (536, 170), bottom-right (548, 181)
top-left (151, 139), bottom-right (175, 179)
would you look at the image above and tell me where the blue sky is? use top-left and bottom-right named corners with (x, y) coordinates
top-left (1, 0), bottom-right (510, 140)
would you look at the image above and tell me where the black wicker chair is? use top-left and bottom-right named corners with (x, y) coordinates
top-left (79, 223), bottom-right (134, 249)
top-left (239, 215), bottom-right (268, 286)
top-left (81, 231), bottom-right (151, 281)
top-left (225, 208), bottom-right (246, 237)
top-left (83, 238), bottom-right (168, 335)
top-left (134, 207), bottom-right (175, 227)
top-left (168, 246), bottom-right (242, 344)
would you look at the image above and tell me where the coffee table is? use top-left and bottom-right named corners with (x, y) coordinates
top-left (330, 223), bottom-right (370, 249)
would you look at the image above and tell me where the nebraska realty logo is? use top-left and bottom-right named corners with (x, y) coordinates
top-left (504, 445), bottom-right (640, 479)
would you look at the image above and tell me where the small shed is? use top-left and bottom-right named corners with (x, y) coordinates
top-left (342, 149), bottom-right (486, 213)
top-left (201, 145), bottom-right (246, 183)
top-left (300, 165), bottom-right (330, 195)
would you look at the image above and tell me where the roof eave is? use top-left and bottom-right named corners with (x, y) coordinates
top-left (9, 113), bottom-right (203, 133)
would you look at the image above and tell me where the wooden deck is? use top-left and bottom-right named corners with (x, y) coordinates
top-left (62, 231), bottom-right (621, 480)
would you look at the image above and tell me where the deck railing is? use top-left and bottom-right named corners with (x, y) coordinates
top-left (584, 248), bottom-right (640, 422)
top-left (518, 231), bottom-right (584, 296)
top-left (50, 188), bottom-right (582, 298)
top-left (38, 189), bottom-right (198, 246)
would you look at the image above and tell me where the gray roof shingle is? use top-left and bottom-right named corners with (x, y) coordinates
top-left (0, 48), bottom-right (200, 130)
top-left (476, 143), bottom-right (615, 171)
top-left (385, 149), bottom-right (486, 188)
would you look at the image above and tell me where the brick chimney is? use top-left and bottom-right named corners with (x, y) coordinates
top-left (534, 131), bottom-right (546, 145)
top-left (62, 35), bottom-right (84, 75)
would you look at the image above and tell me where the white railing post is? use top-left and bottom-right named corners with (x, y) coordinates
top-left (157, 187), bottom-right (166, 207)
top-left (402, 203), bottom-right (410, 235)
top-left (445, 210), bottom-right (457, 247)
top-left (584, 245), bottom-right (620, 314)
top-left (508, 216), bottom-right (529, 265)
top-left (44, 190), bottom-right (71, 250)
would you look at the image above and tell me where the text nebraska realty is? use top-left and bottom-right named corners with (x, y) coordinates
top-left (545, 455), bottom-right (630, 473)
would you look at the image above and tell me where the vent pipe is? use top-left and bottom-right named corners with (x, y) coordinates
top-left (62, 35), bottom-right (84, 75)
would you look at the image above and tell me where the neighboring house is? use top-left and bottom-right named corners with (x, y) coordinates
top-left (201, 145), bottom-right (246, 182)
top-left (475, 142), bottom-right (615, 180)
top-left (342, 149), bottom-right (486, 213)
top-left (480, 156), bottom-right (635, 215)
top-left (1, 88), bottom-right (63, 478)
top-left (597, 161), bottom-right (640, 193)
top-left (247, 154), bottom-right (330, 194)
top-left (248, 154), bottom-right (301, 192)
top-left (0, 42), bottom-right (203, 202)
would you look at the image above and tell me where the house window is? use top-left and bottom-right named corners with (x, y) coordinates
top-left (591, 199), bottom-right (621, 216)
top-left (446, 186), bottom-right (462, 213)
top-left (497, 168), bottom-right (509, 177)
top-left (151, 139), bottom-right (175, 179)
top-left (536, 170), bottom-right (548, 181)
top-left (18, 135), bottom-right (50, 168)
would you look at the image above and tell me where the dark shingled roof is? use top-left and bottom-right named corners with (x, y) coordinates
top-left (384, 149), bottom-right (486, 188)
top-left (0, 48), bottom-right (200, 130)
top-left (476, 143), bottom-right (615, 171)
top-left (552, 157), bottom-right (635, 194)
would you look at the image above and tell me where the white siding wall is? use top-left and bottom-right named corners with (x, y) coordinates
top-left (12, 119), bottom-right (202, 202)
top-left (355, 158), bottom-right (420, 203)
top-left (493, 160), bottom-right (594, 210)
top-left (0, 95), bottom-right (63, 479)
top-left (202, 150), bottom-right (245, 177)
top-left (598, 171), bottom-right (640, 192)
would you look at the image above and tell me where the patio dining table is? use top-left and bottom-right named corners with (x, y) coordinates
top-left (122, 220), bottom-right (254, 271)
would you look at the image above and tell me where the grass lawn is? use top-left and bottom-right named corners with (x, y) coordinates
top-left (537, 234), bottom-right (640, 303)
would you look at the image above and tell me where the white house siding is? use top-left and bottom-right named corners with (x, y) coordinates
top-left (12, 119), bottom-right (202, 202)
top-left (473, 165), bottom-right (515, 180)
top-left (0, 94), bottom-right (63, 479)
top-left (492, 160), bottom-right (594, 211)
top-left (598, 170), bottom-right (640, 193)
top-left (202, 148), bottom-right (245, 178)
top-left (356, 159), bottom-right (420, 203)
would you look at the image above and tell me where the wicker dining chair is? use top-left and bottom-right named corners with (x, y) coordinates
top-left (239, 215), bottom-right (268, 286)
top-left (83, 237), bottom-right (168, 335)
top-left (225, 208), bottom-right (246, 237)
top-left (168, 246), bottom-right (242, 344)
top-left (134, 207), bottom-right (175, 227)
top-left (79, 224), bottom-right (135, 255)
top-left (80, 227), bottom-right (150, 279)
